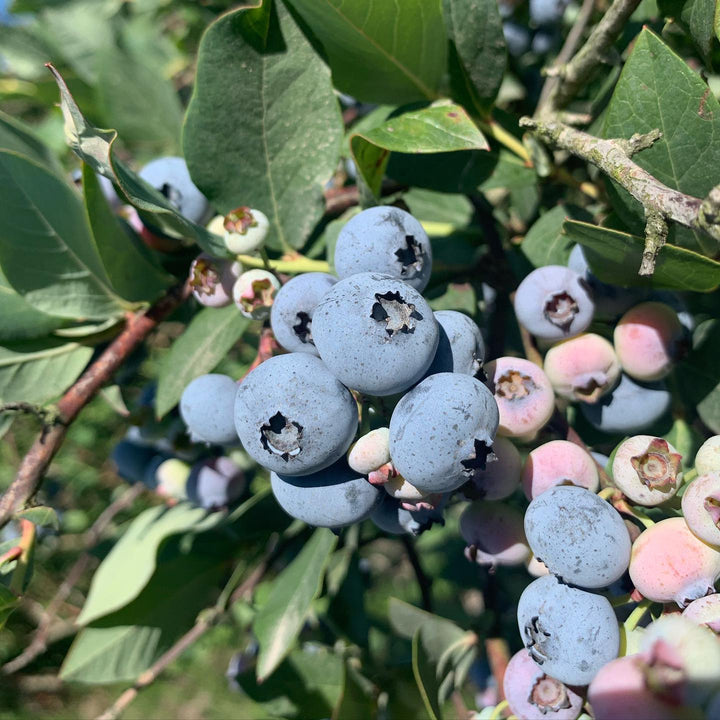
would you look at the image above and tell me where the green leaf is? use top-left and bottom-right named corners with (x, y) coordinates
top-left (237, 647), bottom-right (345, 719)
top-left (61, 545), bottom-right (224, 684)
top-left (95, 43), bottom-right (183, 154)
top-left (522, 205), bottom-right (592, 268)
top-left (403, 188), bottom-right (474, 228)
top-left (285, 0), bottom-right (447, 105)
top-left (155, 305), bottom-right (250, 419)
top-left (0, 23), bottom-right (54, 80)
top-left (77, 503), bottom-right (224, 626)
top-left (603, 28), bottom-right (720, 254)
top-left (333, 662), bottom-right (377, 720)
top-left (16, 506), bottom-right (59, 531)
top-left (479, 149), bottom-right (536, 191)
top-left (413, 628), bottom-right (442, 720)
top-left (47, 66), bottom-right (226, 257)
top-left (563, 220), bottom-right (720, 291)
top-left (0, 110), bottom-right (64, 176)
top-left (0, 585), bottom-right (19, 632)
top-left (678, 319), bottom-right (720, 434)
top-left (663, 418), bottom-right (703, 469)
top-left (82, 164), bottom-right (172, 304)
top-left (442, 0), bottom-right (506, 115)
top-left (0, 338), bottom-right (92, 405)
top-left (0, 150), bottom-right (128, 320)
top-left (183, 1), bottom-right (343, 251)
top-left (388, 598), bottom-right (463, 642)
top-left (658, 0), bottom-right (717, 63)
top-left (350, 103), bottom-right (489, 196)
top-left (0, 266), bottom-right (64, 342)
top-left (254, 527), bottom-right (338, 681)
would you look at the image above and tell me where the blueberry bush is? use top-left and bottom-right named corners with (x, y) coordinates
top-left (2, 0), bottom-right (720, 718)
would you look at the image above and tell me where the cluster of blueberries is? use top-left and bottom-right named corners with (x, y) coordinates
top-left (106, 156), bottom-right (720, 717)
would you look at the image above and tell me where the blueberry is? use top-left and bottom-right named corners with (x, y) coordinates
top-left (180, 374), bottom-right (239, 446)
top-left (334, 206), bottom-right (432, 291)
top-left (138, 156), bottom-right (210, 225)
top-left (234, 353), bottom-right (358, 476)
top-left (568, 244), bottom-right (644, 320)
top-left (232, 269), bottom-right (281, 321)
top-left (524, 485), bottom-right (631, 588)
top-left (529, 0), bottom-right (569, 26)
top-left (389, 372), bottom-right (499, 494)
top-left (531, 28), bottom-right (558, 54)
top-left (111, 439), bottom-right (166, 487)
top-left (503, 22), bottom-right (530, 57)
top-left (580, 373), bottom-right (671, 434)
top-left (522, 440), bottom-right (599, 500)
top-left (517, 575), bottom-right (620, 685)
top-left (187, 456), bottom-right (245, 509)
top-left (424, 310), bottom-right (485, 378)
top-left (270, 272), bottom-right (337, 355)
top-left (514, 265), bottom-right (594, 341)
top-left (207, 207), bottom-right (270, 255)
top-left (504, 649), bottom-right (585, 720)
top-left (460, 501), bottom-right (530, 567)
top-left (370, 493), bottom-right (444, 536)
top-left (189, 253), bottom-right (242, 308)
top-left (312, 272), bottom-right (439, 396)
top-left (695, 436), bottom-right (720, 475)
top-left (270, 459), bottom-right (381, 528)
top-left (464, 436), bottom-right (522, 501)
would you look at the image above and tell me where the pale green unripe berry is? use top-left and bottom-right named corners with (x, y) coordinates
top-left (695, 436), bottom-right (720, 475)
top-left (155, 459), bottom-right (191, 501)
top-left (347, 428), bottom-right (390, 474)
top-left (232, 269), bottom-right (280, 320)
top-left (208, 207), bottom-right (269, 254)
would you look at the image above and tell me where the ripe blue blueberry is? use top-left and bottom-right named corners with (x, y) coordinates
top-left (334, 206), bottom-right (432, 291)
top-left (270, 272), bottom-right (337, 355)
top-left (270, 459), bottom-right (381, 527)
top-left (580, 373), bottom-right (672, 434)
top-left (529, 0), bottom-right (569, 25)
top-left (503, 22), bottom-right (530, 57)
top-left (370, 493), bottom-right (444, 536)
top-left (180, 374), bottom-right (239, 446)
top-left (138, 156), bottom-right (210, 224)
top-left (389, 373), bottom-right (499, 494)
top-left (514, 265), bottom-right (594, 341)
top-left (424, 310), bottom-right (485, 378)
top-left (312, 273), bottom-right (439, 396)
top-left (524, 485), bottom-right (631, 588)
top-left (517, 575), bottom-right (620, 685)
top-left (234, 353), bottom-right (358, 476)
top-left (111, 439), bottom-right (166, 487)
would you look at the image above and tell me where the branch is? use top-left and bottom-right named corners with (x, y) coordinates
top-left (2, 483), bottom-right (145, 675)
top-left (401, 535), bottom-right (433, 612)
top-left (520, 118), bottom-right (719, 273)
top-left (0, 282), bottom-right (191, 529)
top-left (540, 0), bottom-right (642, 115)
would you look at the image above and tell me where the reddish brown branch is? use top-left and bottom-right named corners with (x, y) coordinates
top-left (0, 283), bottom-right (191, 528)
top-left (484, 637), bottom-right (510, 702)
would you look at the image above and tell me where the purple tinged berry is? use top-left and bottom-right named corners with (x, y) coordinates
top-left (460, 501), bottom-right (530, 567)
top-left (681, 472), bottom-right (720, 547)
top-left (232, 269), bottom-right (280, 320)
top-left (180, 374), bottom-right (239, 446)
top-left (464, 436), bottom-right (522, 501)
top-left (189, 253), bottom-right (242, 308)
top-left (522, 440), bottom-right (599, 499)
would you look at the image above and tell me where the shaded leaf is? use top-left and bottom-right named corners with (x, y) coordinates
top-left (61, 545), bottom-right (224, 683)
top-left (47, 66), bottom-right (226, 256)
top-left (603, 28), bottom-right (720, 254)
top-left (183, 0), bottom-right (343, 251)
top-left (253, 527), bottom-right (338, 681)
top-left (333, 662), bottom-right (377, 720)
top-left (403, 188), bottom-right (474, 228)
top-left (564, 220), bottom-right (720, 291)
top-left (285, 0), bottom-right (447, 104)
top-left (522, 205), bottom-right (592, 268)
top-left (658, 0), bottom-right (717, 63)
top-left (0, 585), bottom-right (19, 632)
top-left (77, 503), bottom-right (224, 626)
top-left (350, 103), bottom-right (489, 196)
top-left (0, 109), bottom-right (63, 176)
top-left (82, 164), bottom-right (172, 304)
top-left (0, 338), bottom-right (93, 405)
top-left (16, 506), bottom-right (59, 531)
top-left (155, 305), bottom-right (250, 419)
top-left (442, 0), bottom-right (506, 114)
top-left (0, 150), bottom-right (127, 320)
top-left (413, 628), bottom-right (442, 720)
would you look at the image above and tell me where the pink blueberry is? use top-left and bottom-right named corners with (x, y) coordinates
top-left (695, 436), bottom-right (720, 475)
top-left (188, 253), bottom-right (242, 308)
top-left (232, 269), bottom-right (281, 320)
top-left (503, 649), bottom-right (585, 720)
top-left (682, 594), bottom-right (720, 632)
top-left (611, 435), bottom-right (682, 506)
top-left (459, 501), bottom-right (530, 567)
top-left (465, 436), bottom-right (522, 501)
top-left (347, 428), bottom-right (390, 474)
top-left (543, 333), bottom-right (620, 403)
top-left (484, 357), bottom-right (555, 440)
top-left (521, 440), bottom-right (599, 499)
top-left (613, 302), bottom-right (684, 381)
top-left (681, 473), bottom-right (720, 547)
top-left (629, 517), bottom-right (720, 607)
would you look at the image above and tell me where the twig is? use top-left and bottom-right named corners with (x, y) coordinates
top-left (0, 282), bottom-right (191, 530)
top-left (2, 484), bottom-right (145, 675)
top-left (640, 211), bottom-right (669, 276)
top-left (484, 638), bottom-right (510, 702)
top-left (324, 181), bottom-right (406, 217)
top-left (540, 0), bottom-right (642, 115)
top-left (537, 0), bottom-right (597, 114)
top-left (400, 535), bottom-right (433, 612)
top-left (520, 118), bottom-right (720, 271)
